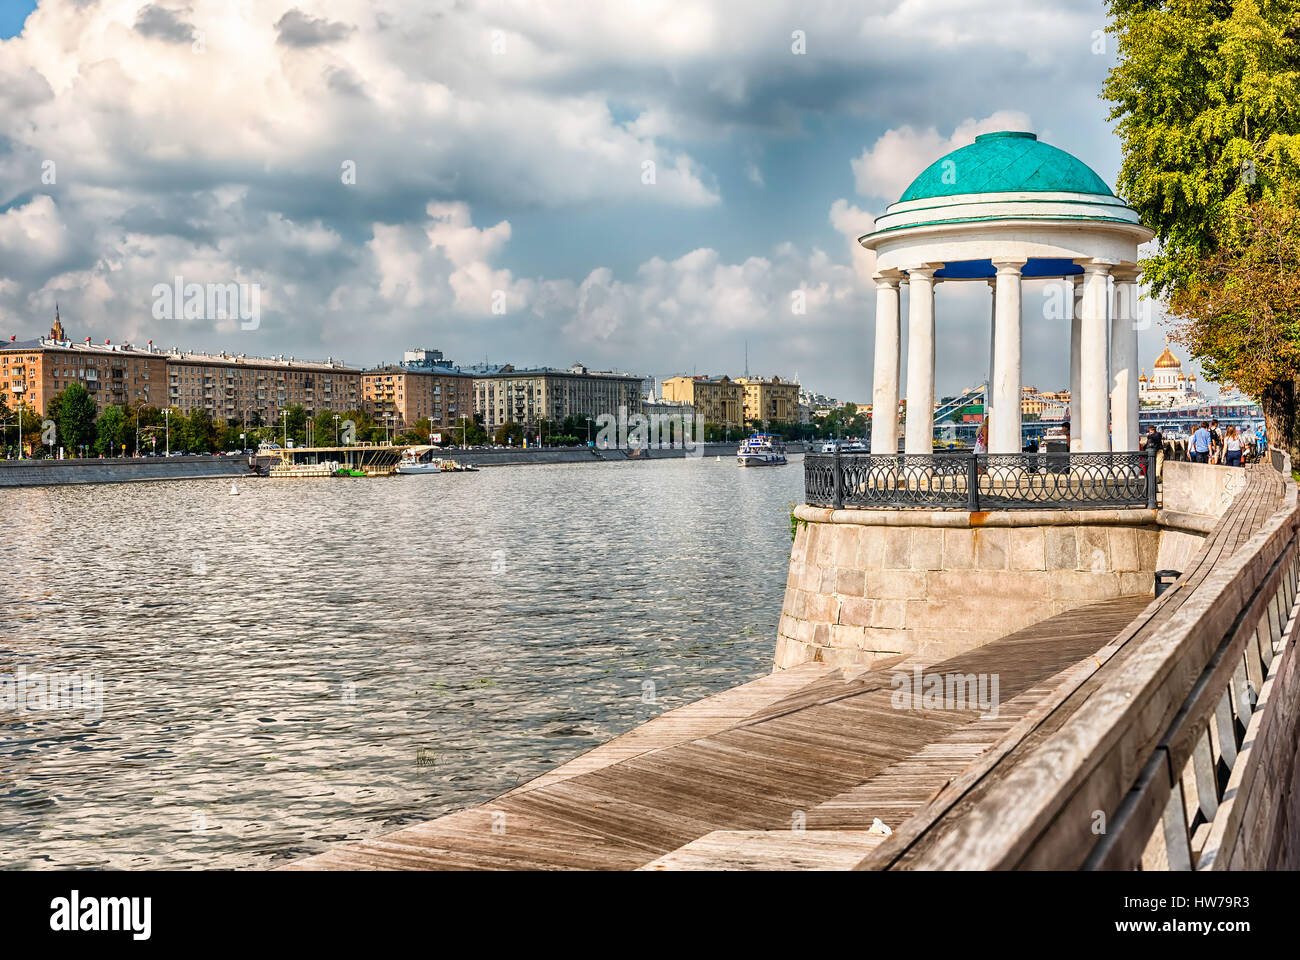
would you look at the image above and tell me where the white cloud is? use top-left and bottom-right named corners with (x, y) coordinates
top-left (851, 111), bottom-right (1035, 203)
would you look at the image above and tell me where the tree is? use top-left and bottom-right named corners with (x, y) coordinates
top-left (310, 409), bottom-right (341, 446)
top-left (450, 415), bottom-right (487, 445)
top-left (493, 421), bottom-right (523, 445)
top-left (1104, 0), bottom-right (1300, 451)
top-left (94, 405), bottom-right (129, 457)
top-left (51, 382), bottom-right (97, 455)
top-left (1168, 194), bottom-right (1300, 452)
top-left (1104, 0), bottom-right (1300, 298)
top-left (181, 408), bottom-right (220, 452)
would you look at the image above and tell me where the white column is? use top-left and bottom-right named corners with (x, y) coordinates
top-left (1110, 268), bottom-right (1140, 451)
top-left (904, 266), bottom-right (938, 455)
top-left (1068, 276), bottom-right (1082, 451)
top-left (1080, 261), bottom-right (1114, 452)
top-left (990, 260), bottom-right (1025, 454)
top-left (985, 279), bottom-right (996, 426)
top-left (870, 274), bottom-right (902, 454)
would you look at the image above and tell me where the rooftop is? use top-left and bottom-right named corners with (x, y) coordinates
top-left (898, 131), bottom-right (1113, 202)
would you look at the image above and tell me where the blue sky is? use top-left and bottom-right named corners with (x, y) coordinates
top-left (0, 1), bottom-right (1204, 401)
top-left (0, 1), bottom-right (35, 40)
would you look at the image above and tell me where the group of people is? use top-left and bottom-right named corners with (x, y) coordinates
top-left (1178, 420), bottom-right (1266, 467)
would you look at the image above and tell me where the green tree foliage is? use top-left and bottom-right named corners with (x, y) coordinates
top-left (493, 421), bottom-right (524, 445)
top-left (1104, 0), bottom-right (1300, 298)
top-left (1105, 0), bottom-right (1300, 451)
top-left (94, 405), bottom-right (129, 457)
top-left (1169, 193), bottom-right (1300, 450)
top-left (52, 382), bottom-right (98, 454)
top-left (450, 415), bottom-right (488, 445)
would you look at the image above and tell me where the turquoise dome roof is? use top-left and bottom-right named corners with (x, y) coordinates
top-left (898, 131), bottom-right (1113, 203)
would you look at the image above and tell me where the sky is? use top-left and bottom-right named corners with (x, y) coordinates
top-left (0, 0), bottom-right (1209, 402)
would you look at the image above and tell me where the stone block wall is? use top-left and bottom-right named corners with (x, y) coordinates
top-left (774, 507), bottom-right (1163, 670)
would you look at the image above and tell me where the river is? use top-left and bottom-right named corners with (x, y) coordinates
top-left (0, 455), bottom-right (803, 868)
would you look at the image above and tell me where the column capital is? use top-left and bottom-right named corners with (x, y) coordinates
top-left (872, 271), bottom-right (904, 289)
top-left (991, 258), bottom-right (1027, 274)
top-left (1111, 265), bottom-right (1141, 283)
top-left (1082, 259), bottom-right (1119, 276)
top-left (904, 263), bottom-right (943, 282)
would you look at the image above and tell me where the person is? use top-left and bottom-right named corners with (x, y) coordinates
top-left (1256, 424), bottom-right (1268, 457)
top-left (1223, 425), bottom-right (1243, 467)
top-left (974, 421), bottom-right (988, 455)
top-left (1208, 419), bottom-right (1223, 464)
top-left (1145, 424), bottom-right (1165, 479)
top-left (1190, 421), bottom-right (1212, 463)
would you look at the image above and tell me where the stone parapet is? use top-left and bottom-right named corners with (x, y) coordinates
top-left (776, 508), bottom-right (1162, 670)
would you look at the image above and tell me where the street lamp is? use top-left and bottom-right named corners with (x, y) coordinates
top-left (282, 409), bottom-right (288, 448)
top-left (164, 408), bottom-right (170, 457)
top-left (333, 414), bottom-right (340, 446)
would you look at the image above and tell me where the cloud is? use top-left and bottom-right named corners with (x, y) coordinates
top-left (134, 4), bottom-right (196, 45)
top-left (851, 111), bottom-right (1035, 203)
top-left (0, 1), bottom-right (1141, 400)
top-left (275, 9), bottom-right (354, 48)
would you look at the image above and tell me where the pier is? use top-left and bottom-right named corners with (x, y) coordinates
top-left (288, 454), bottom-right (1300, 870)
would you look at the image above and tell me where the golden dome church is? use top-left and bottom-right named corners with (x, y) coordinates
top-left (1138, 342), bottom-right (1202, 407)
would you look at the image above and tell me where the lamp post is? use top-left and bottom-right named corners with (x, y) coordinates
top-left (164, 407), bottom-right (170, 457)
top-left (282, 409), bottom-right (288, 448)
top-left (333, 414), bottom-right (340, 446)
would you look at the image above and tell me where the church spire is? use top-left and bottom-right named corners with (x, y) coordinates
top-left (50, 303), bottom-right (65, 342)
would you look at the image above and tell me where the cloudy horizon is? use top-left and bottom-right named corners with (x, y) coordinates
top-left (0, 0), bottom-right (1215, 402)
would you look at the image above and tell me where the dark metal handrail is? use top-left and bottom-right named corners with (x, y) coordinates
top-left (805, 448), bottom-right (1158, 511)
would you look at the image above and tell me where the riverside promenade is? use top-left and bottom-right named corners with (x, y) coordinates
top-left (287, 454), bottom-right (1300, 870)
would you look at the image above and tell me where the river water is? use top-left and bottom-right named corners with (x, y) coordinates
top-left (0, 455), bottom-right (803, 869)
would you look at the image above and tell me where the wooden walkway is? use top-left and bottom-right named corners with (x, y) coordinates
top-left (286, 464), bottom-right (1286, 871)
top-left (867, 462), bottom-right (1288, 870)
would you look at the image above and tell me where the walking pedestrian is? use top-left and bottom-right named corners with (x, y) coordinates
top-left (1224, 426), bottom-right (1243, 467)
top-left (1145, 424), bottom-right (1164, 479)
top-left (1190, 421), bottom-right (1212, 463)
top-left (1208, 419), bottom-right (1223, 465)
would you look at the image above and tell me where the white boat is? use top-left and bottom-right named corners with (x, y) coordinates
top-left (737, 433), bottom-right (788, 467)
top-left (395, 451), bottom-right (479, 474)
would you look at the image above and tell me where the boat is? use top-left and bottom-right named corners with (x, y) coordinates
top-left (736, 433), bottom-right (788, 467)
top-left (394, 450), bottom-right (479, 474)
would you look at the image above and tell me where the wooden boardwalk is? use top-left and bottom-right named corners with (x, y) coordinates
top-left (286, 464), bottom-right (1286, 871)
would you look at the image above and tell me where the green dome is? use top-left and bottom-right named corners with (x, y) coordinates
top-left (898, 131), bottom-right (1114, 203)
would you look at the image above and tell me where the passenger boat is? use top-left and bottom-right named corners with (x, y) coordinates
top-left (736, 433), bottom-right (788, 467)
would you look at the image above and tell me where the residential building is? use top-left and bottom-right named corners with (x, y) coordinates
top-left (164, 350), bottom-right (360, 425)
top-left (1, 312), bottom-right (168, 419)
top-left (662, 375), bottom-right (742, 426)
top-left (473, 363), bottom-right (643, 430)
top-left (735, 375), bottom-right (801, 425)
top-left (362, 364), bottom-right (473, 431)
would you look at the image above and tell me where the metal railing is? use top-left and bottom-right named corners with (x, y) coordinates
top-left (805, 448), bottom-right (1158, 511)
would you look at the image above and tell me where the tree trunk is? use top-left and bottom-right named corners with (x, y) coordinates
top-left (1261, 378), bottom-right (1299, 463)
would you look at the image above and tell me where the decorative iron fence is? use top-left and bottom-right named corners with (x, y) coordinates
top-left (804, 448), bottom-right (1158, 511)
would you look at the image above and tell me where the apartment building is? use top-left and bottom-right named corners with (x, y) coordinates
top-left (661, 375), bottom-right (743, 426)
top-left (362, 364), bottom-right (473, 430)
top-left (165, 351), bottom-right (360, 425)
top-left (473, 363), bottom-right (643, 430)
top-left (1, 314), bottom-right (167, 418)
top-left (735, 375), bottom-right (801, 425)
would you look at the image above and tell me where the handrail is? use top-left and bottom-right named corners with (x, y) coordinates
top-left (805, 448), bottom-right (1157, 511)
top-left (858, 455), bottom-right (1297, 869)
